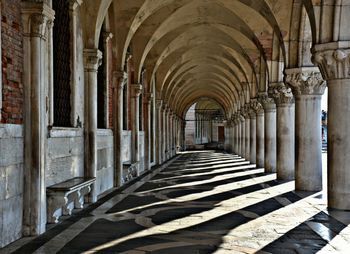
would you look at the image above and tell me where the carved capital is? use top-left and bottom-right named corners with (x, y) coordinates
top-left (113, 71), bottom-right (127, 90)
top-left (270, 82), bottom-right (294, 105)
top-left (155, 99), bottom-right (163, 110)
top-left (258, 93), bottom-right (276, 111)
top-left (285, 67), bottom-right (326, 96)
top-left (131, 84), bottom-right (143, 98)
top-left (69, 0), bottom-right (83, 11)
top-left (312, 42), bottom-right (350, 80)
top-left (83, 49), bottom-right (102, 72)
top-left (145, 93), bottom-right (154, 103)
top-left (22, 2), bottom-right (55, 39)
top-left (250, 99), bottom-right (264, 115)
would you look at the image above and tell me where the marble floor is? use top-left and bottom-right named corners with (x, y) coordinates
top-left (2, 151), bottom-right (350, 254)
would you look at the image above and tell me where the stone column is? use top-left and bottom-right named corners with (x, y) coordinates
top-left (22, 2), bottom-right (54, 235)
top-left (233, 115), bottom-right (239, 154)
top-left (285, 68), bottom-right (326, 191)
top-left (244, 105), bottom-right (250, 160)
top-left (271, 83), bottom-right (295, 181)
top-left (312, 43), bottom-right (350, 209)
top-left (83, 49), bottom-right (102, 202)
top-left (240, 112), bottom-right (246, 157)
top-left (249, 102), bottom-right (257, 164)
top-left (252, 99), bottom-right (265, 168)
top-left (261, 95), bottom-right (277, 173)
top-left (112, 71), bottom-right (127, 187)
top-left (231, 117), bottom-right (235, 153)
top-left (130, 84), bottom-right (143, 173)
top-left (162, 104), bottom-right (167, 161)
top-left (144, 93), bottom-right (153, 170)
top-left (155, 100), bottom-right (163, 165)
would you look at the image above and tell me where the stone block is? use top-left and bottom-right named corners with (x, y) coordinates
top-left (5, 164), bottom-right (23, 199)
top-left (0, 195), bottom-right (23, 247)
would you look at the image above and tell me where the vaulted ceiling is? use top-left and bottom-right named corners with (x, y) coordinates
top-left (83, 0), bottom-right (318, 118)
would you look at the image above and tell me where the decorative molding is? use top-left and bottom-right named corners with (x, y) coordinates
top-left (155, 99), bottom-right (163, 110)
top-left (270, 82), bottom-right (294, 105)
top-left (312, 41), bottom-right (350, 80)
top-left (284, 67), bottom-right (326, 96)
top-left (113, 71), bottom-right (127, 90)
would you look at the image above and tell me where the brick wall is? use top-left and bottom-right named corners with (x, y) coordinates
top-left (1, 0), bottom-right (23, 124)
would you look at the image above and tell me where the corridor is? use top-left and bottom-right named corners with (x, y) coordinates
top-left (4, 151), bottom-right (350, 254)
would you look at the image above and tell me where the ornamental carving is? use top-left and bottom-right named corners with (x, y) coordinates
top-left (113, 71), bottom-right (127, 90)
top-left (285, 68), bottom-right (326, 96)
top-left (30, 13), bottom-right (50, 38)
top-left (270, 83), bottom-right (294, 105)
top-left (258, 93), bottom-right (276, 111)
top-left (83, 49), bottom-right (102, 72)
top-left (251, 99), bottom-right (264, 114)
top-left (312, 43), bottom-right (350, 80)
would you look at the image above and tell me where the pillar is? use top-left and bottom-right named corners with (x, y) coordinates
top-left (271, 83), bottom-right (295, 181)
top-left (113, 71), bottom-right (127, 187)
top-left (285, 68), bottom-right (326, 191)
top-left (252, 99), bottom-right (265, 168)
top-left (130, 84), bottom-right (143, 173)
top-left (144, 93), bottom-right (153, 170)
top-left (313, 43), bottom-right (350, 209)
top-left (22, 1), bottom-right (55, 235)
top-left (249, 102), bottom-right (257, 164)
top-left (261, 95), bottom-right (277, 173)
top-left (240, 112), bottom-right (246, 157)
top-left (155, 100), bottom-right (163, 165)
top-left (244, 105), bottom-right (251, 160)
top-left (83, 49), bottom-right (102, 202)
top-left (162, 104), bottom-right (167, 160)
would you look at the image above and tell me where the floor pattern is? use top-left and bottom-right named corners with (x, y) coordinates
top-left (2, 151), bottom-right (350, 254)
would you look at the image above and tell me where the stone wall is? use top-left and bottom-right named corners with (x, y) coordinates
top-left (96, 129), bottom-right (114, 195)
top-left (0, 124), bottom-right (23, 247)
top-left (122, 130), bottom-right (132, 162)
top-left (46, 128), bottom-right (84, 187)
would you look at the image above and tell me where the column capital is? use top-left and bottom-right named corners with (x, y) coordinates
top-left (21, 1), bottom-right (55, 39)
top-left (83, 49), bottom-right (102, 72)
top-left (259, 93), bottom-right (276, 112)
top-left (102, 31), bottom-right (113, 43)
top-left (69, 0), bottom-right (83, 11)
top-left (113, 71), bottom-right (127, 90)
top-left (312, 41), bottom-right (350, 80)
top-left (155, 99), bottom-right (163, 109)
top-left (251, 99), bottom-right (264, 115)
top-left (145, 93), bottom-right (154, 103)
top-left (131, 84), bottom-right (143, 98)
top-left (270, 82), bottom-right (295, 105)
top-left (285, 67), bottom-right (326, 96)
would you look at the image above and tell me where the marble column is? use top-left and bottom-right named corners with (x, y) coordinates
top-left (244, 105), bottom-right (251, 160)
top-left (234, 115), bottom-right (239, 154)
top-left (249, 102), bottom-right (257, 164)
top-left (162, 104), bottom-right (167, 161)
top-left (261, 95), bottom-right (277, 173)
top-left (130, 84), bottom-right (143, 173)
top-left (313, 43), bottom-right (350, 209)
top-left (285, 68), bottom-right (326, 191)
top-left (22, 2), bottom-right (54, 235)
top-left (83, 49), bottom-right (102, 202)
top-left (144, 93), bottom-right (153, 171)
top-left (252, 99), bottom-right (265, 168)
top-left (240, 112), bottom-right (245, 157)
top-left (271, 83), bottom-right (295, 181)
top-left (231, 117), bottom-right (235, 154)
top-left (155, 100), bottom-right (163, 165)
top-left (112, 71), bottom-right (127, 187)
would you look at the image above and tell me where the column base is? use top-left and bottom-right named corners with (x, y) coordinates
top-left (329, 191), bottom-right (350, 210)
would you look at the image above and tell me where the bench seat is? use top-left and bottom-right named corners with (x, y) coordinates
top-left (47, 177), bottom-right (96, 224)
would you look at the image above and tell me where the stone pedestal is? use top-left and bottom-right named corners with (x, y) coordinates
top-left (261, 95), bottom-right (277, 173)
top-left (272, 83), bottom-right (295, 181)
top-left (113, 71), bottom-right (127, 187)
top-left (313, 42), bottom-right (350, 209)
top-left (285, 68), bottom-right (326, 191)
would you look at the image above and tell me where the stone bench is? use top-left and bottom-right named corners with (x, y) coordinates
top-left (46, 177), bottom-right (96, 224)
top-left (122, 161), bottom-right (138, 183)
